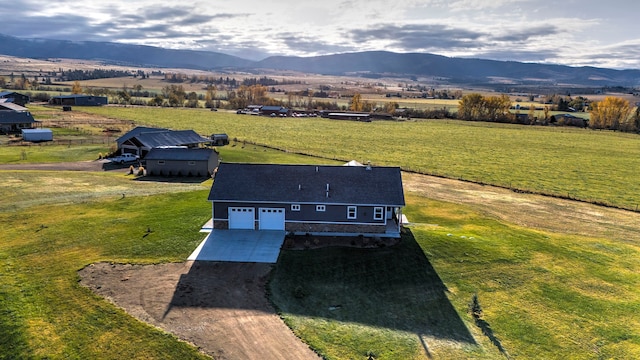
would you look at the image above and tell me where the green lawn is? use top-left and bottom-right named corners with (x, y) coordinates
top-left (0, 187), bottom-right (213, 359)
top-left (268, 194), bottom-right (640, 359)
top-left (0, 144), bottom-right (109, 163)
top-left (79, 106), bottom-right (640, 211)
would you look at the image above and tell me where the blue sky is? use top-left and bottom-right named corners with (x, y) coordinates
top-left (3, 0), bottom-right (639, 69)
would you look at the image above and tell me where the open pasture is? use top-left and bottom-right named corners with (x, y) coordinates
top-left (1, 159), bottom-right (639, 358)
top-left (80, 106), bottom-right (640, 211)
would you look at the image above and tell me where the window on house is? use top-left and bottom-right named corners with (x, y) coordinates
top-left (291, 204), bottom-right (301, 211)
top-left (188, 161), bottom-right (196, 166)
top-left (316, 205), bottom-right (326, 212)
top-left (374, 207), bottom-right (384, 220)
top-left (158, 160), bottom-right (165, 165)
top-left (347, 206), bottom-right (357, 219)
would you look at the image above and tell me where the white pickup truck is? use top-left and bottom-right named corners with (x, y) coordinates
top-left (108, 153), bottom-right (140, 164)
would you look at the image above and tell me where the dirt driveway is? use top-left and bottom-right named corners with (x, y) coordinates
top-left (79, 261), bottom-right (320, 360)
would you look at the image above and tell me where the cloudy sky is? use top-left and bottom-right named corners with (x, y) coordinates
top-left (3, 0), bottom-right (639, 69)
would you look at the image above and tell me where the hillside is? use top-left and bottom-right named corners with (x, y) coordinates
top-left (1, 33), bottom-right (640, 87)
top-left (0, 34), bottom-right (253, 70)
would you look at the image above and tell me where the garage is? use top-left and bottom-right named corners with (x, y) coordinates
top-left (259, 208), bottom-right (285, 230)
top-left (229, 207), bottom-right (255, 229)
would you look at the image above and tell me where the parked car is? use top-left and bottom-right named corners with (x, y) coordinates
top-left (108, 153), bottom-right (140, 164)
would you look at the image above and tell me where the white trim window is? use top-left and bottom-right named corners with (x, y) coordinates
top-left (374, 207), bottom-right (384, 220)
top-left (347, 206), bottom-right (357, 219)
top-left (188, 161), bottom-right (196, 166)
top-left (316, 205), bottom-right (326, 212)
top-left (291, 204), bottom-right (301, 211)
top-left (157, 160), bottom-right (165, 165)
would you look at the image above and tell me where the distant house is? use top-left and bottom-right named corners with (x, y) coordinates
top-left (49, 95), bottom-right (108, 106)
top-left (22, 128), bottom-right (53, 142)
top-left (116, 126), bottom-right (210, 158)
top-left (0, 101), bottom-right (37, 134)
top-left (0, 91), bottom-right (30, 106)
top-left (260, 106), bottom-right (290, 117)
top-left (145, 148), bottom-right (218, 177)
top-left (208, 163), bottom-right (405, 237)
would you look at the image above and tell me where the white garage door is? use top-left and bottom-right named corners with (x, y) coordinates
top-left (259, 208), bottom-right (285, 230)
top-left (229, 207), bottom-right (255, 229)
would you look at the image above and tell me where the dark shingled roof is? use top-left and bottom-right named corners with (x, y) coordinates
top-left (145, 147), bottom-right (215, 161)
top-left (116, 126), bottom-right (168, 144)
top-left (209, 162), bottom-right (405, 206)
top-left (0, 111), bottom-right (36, 124)
top-left (135, 130), bottom-right (210, 148)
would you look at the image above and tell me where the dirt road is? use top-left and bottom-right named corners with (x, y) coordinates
top-left (79, 262), bottom-right (320, 360)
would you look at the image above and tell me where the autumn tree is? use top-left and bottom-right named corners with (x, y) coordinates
top-left (349, 93), bottom-right (364, 111)
top-left (71, 81), bottom-right (83, 94)
top-left (457, 93), bottom-right (485, 120)
top-left (382, 101), bottom-right (399, 114)
top-left (185, 92), bottom-right (200, 108)
top-left (204, 85), bottom-right (217, 108)
top-left (527, 106), bottom-right (536, 124)
top-left (589, 96), bottom-right (632, 130)
top-left (485, 94), bottom-right (513, 122)
top-left (458, 93), bottom-right (512, 122)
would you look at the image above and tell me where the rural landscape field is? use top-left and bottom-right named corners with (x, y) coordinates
top-left (1, 84), bottom-right (640, 359)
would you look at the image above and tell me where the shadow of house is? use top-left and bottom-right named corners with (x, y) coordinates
top-left (165, 230), bottom-right (475, 345)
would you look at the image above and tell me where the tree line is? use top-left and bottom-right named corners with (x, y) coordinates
top-left (457, 93), bottom-right (640, 132)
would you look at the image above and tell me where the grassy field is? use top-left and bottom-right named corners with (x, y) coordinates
top-left (2, 106), bottom-right (640, 359)
top-left (0, 174), bottom-right (213, 359)
top-left (270, 195), bottom-right (640, 359)
top-left (78, 106), bottom-right (640, 211)
top-left (1, 143), bottom-right (639, 358)
top-left (0, 143), bottom-right (109, 163)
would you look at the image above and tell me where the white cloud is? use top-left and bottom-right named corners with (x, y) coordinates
top-left (1, 0), bottom-right (638, 68)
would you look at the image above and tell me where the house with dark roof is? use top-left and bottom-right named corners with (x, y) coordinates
top-left (0, 91), bottom-right (30, 106)
top-left (0, 100), bottom-right (37, 134)
top-left (145, 147), bottom-right (218, 177)
top-left (260, 106), bottom-right (290, 117)
top-left (116, 126), bottom-right (210, 158)
top-left (208, 163), bottom-right (405, 237)
top-left (49, 94), bottom-right (108, 106)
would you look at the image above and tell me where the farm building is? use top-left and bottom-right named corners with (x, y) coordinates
top-left (144, 147), bottom-right (218, 177)
top-left (326, 112), bottom-right (371, 121)
top-left (116, 126), bottom-right (210, 158)
top-left (210, 133), bottom-right (229, 146)
top-left (260, 106), bottom-right (290, 117)
top-left (208, 163), bottom-right (405, 237)
top-left (0, 101), bottom-right (37, 134)
top-left (49, 95), bottom-right (108, 106)
top-left (21, 128), bottom-right (53, 142)
top-left (0, 91), bottom-right (30, 106)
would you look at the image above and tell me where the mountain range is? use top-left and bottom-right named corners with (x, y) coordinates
top-left (1, 33), bottom-right (639, 87)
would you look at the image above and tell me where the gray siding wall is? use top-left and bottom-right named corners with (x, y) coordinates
top-left (212, 201), bottom-right (386, 224)
top-left (147, 160), bottom-right (211, 177)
